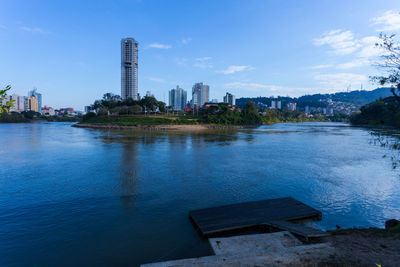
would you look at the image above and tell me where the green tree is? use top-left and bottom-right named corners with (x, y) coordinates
top-left (97, 107), bottom-right (109, 116)
top-left (140, 96), bottom-right (158, 111)
top-left (122, 98), bottom-right (139, 106)
top-left (241, 101), bottom-right (262, 124)
top-left (217, 103), bottom-right (232, 116)
top-left (371, 34), bottom-right (400, 102)
top-left (0, 85), bottom-right (14, 114)
top-left (118, 106), bottom-right (130, 115)
top-left (158, 101), bottom-right (166, 112)
top-left (128, 105), bottom-right (142, 114)
top-left (101, 93), bottom-right (121, 109)
top-left (91, 100), bottom-right (102, 111)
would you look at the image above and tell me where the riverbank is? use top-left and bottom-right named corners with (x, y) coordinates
top-left (143, 227), bottom-right (400, 266)
top-left (74, 123), bottom-right (246, 131)
top-left (75, 113), bottom-right (345, 131)
top-left (75, 114), bottom-right (258, 131)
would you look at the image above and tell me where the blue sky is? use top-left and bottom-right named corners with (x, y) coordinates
top-left (1, 0), bottom-right (400, 110)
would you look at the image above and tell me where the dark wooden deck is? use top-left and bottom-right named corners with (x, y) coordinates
top-left (189, 197), bottom-right (322, 236)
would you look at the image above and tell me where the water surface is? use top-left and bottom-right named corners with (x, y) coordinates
top-left (1, 122), bottom-right (399, 266)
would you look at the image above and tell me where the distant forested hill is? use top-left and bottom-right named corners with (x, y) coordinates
top-left (236, 88), bottom-right (392, 109)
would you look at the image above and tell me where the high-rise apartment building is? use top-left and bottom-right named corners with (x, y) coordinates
top-left (192, 83), bottom-right (209, 108)
top-left (287, 102), bottom-right (297, 111)
top-left (28, 96), bottom-right (39, 112)
top-left (28, 89), bottom-right (42, 112)
top-left (270, 99), bottom-right (281, 109)
top-left (223, 92), bottom-right (236, 106)
top-left (121, 38), bottom-right (139, 100)
top-left (10, 94), bottom-right (25, 112)
top-left (169, 86), bottom-right (187, 111)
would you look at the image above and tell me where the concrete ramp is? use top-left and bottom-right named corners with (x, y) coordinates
top-left (141, 232), bottom-right (334, 267)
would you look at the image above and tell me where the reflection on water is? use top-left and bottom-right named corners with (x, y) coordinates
top-left (119, 142), bottom-right (139, 209)
top-left (0, 122), bottom-right (400, 266)
top-left (369, 128), bottom-right (400, 169)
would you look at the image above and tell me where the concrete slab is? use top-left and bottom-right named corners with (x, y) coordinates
top-left (209, 231), bottom-right (302, 256)
top-left (141, 232), bottom-right (335, 267)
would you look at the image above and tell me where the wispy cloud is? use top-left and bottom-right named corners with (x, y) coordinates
top-left (195, 57), bottom-right (212, 62)
top-left (371, 10), bottom-right (400, 31)
top-left (146, 76), bottom-right (166, 83)
top-left (193, 62), bottom-right (213, 68)
top-left (174, 57), bottom-right (188, 65)
top-left (311, 64), bottom-right (333, 69)
top-left (181, 37), bottom-right (192, 45)
top-left (313, 29), bottom-right (361, 55)
top-left (224, 82), bottom-right (275, 91)
top-left (314, 73), bottom-right (367, 90)
top-left (193, 57), bottom-right (213, 68)
top-left (224, 82), bottom-right (316, 96)
top-left (312, 26), bottom-right (386, 70)
top-left (357, 36), bottom-right (383, 58)
top-left (219, 65), bottom-right (254, 74)
top-left (148, 43), bottom-right (172, 49)
top-left (20, 26), bottom-right (47, 34)
top-left (336, 59), bottom-right (370, 69)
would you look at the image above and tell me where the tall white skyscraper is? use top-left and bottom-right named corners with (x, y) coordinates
top-left (169, 86), bottom-right (187, 111)
top-left (192, 82), bottom-right (209, 108)
top-left (121, 38), bottom-right (139, 100)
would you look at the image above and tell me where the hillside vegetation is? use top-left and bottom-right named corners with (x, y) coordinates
top-left (236, 87), bottom-right (392, 109)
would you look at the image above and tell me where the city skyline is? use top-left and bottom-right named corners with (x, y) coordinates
top-left (1, 1), bottom-right (400, 110)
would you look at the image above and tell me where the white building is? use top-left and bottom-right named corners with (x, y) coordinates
top-left (287, 102), bottom-right (297, 111)
top-left (121, 38), bottom-right (139, 100)
top-left (42, 106), bottom-right (55, 116)
top-left (223, 92), bottom-right (236, 106)
top-left (270, 100), bottom-right (281, 109)
top-left (4, 94), bottom-right (25, 112)
top-left (192, 82), bottom-right (209, 108)
top-left (169, 86), bottom-right (187, 111)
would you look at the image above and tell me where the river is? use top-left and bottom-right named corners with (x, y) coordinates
top-left (0, 122), bottom-right (399, 266)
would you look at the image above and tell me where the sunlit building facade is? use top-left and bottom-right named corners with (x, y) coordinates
top-left (169, 86), bottom-right (187, 111)
top-left (28, 96), bottom-right (39, 112)
top-left (192, 82), bottom-right (209, 108)
top-left (223, 92), bottom-right (236, 106)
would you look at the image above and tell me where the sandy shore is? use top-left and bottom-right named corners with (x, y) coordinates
top-left (73, 123), bottom-right (246, 131)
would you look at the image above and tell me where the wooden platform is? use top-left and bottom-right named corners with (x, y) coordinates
top-left (189, 197), bottom-right (322, 236)
top-left (262, 220), bottom-right (330, 241)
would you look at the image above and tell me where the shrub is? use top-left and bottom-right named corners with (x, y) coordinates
top-left (82, 112), bottom-right (96, 121)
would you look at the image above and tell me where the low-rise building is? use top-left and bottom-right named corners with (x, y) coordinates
top-left (42, 105), bottom-right (55, 116)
